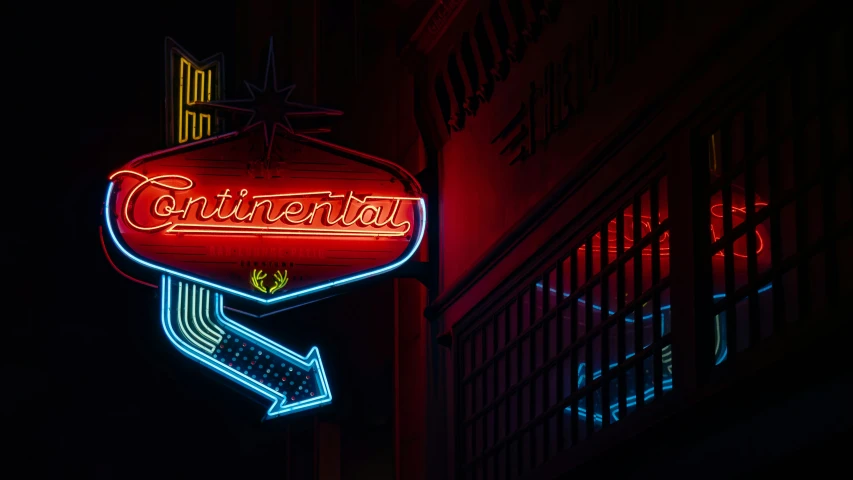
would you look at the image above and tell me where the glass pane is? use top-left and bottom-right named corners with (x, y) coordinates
top-left (733, 233), bottom-right (750, 292)
top-left (548, 317), bottom-right (558, 359)
top-left (710, 189), bottom-right (725, 242)
top-left (712, 250), bottom-right (726, 303)
top-left (714, 312), bottom-right (728, 365)
top-left (486, 365), bottom-right (495, 406)
top-left (591, 334), bottom-right (602, 382)
top-left (779, 137), bottom-right (796, 193)
top-left (508, 440), bottom-right (518, 478)
top-left (562, 354), bottom-right (573, 397)
top-left (534, 328), bottom-right (544, 369)
top-left (535, 276), bottom-right (545, 320)
top-left (535, 374), bottom-right (544, 416)
top-left (497, 311), bottom-right (507, 349)
top-left (709, 130), bottom-right (722, 180)
top-left (662, 344), bottom-right (673, 392)
top-left (548, 268), bottom-right (558, 311)
top-left (731, 111), bottom-right (745, 166)
top-left (591, 236), bottom-right (601, 277)
top-left (608, 325), bottom-right (619, 369)
top-left (643, 355), bottom-right (655, 404)
top-left (485, 322), bottom-right (495, 360)
top-left (660, 233), bottom-right (671, 280)
top-left (509, 393), bottom-right (518, 432)
top-left (806, 185), bottom-right (824, 248)
top-left (535, 423), bottom-right (545, 466)
top-left (781, 202), bottom-right (797, 260)
top-left (757, 218), bottom-right (772, 277)
top-left (592, 284), bottom-right (602, 327)
top-left (576, 296), bottom-right (587, 338)
top-left (497, 400), bottom-right (506, 440)
top-left (660, 288), bottom-right (671, 336)
top-left (736, 297), bottom-right (749, 352)
top-left (625, 310), bottom-right (636, 360)
top-left (593, 387), bottom-right (603, 432)
top-left (609, 377), bottom-right (620, 425)
top-left (474, 330), bottom-right (483, 370)
top-left (497, 357), bottom-right (506, 396)
top-left (608, 272), bottom-right (619, 313)
top-left (625, 366), bottom-right (637, 416)
top-left (624, 257), bottom-right (635, 305)
top-left (533, 326), bottom-right (545, 368)
top-left (548, 365), bottom-right (558, 409)
top-left (576, 246), bottom-right (587, 285)
top-left (752, 92), bottom-right (768, 151)
top-left (509, 300), bottom-right (519, 341)
top-left (547, 414), bottom-right (558, 459)
top-left (561, 256), bottom-right (573, 298)
top-left (754, 155), bottom-right (770, 215)
top-left (561, 307), bottom-right (572, 349)
top-left (624, 205), bottom-right (635, 250)
top-left (606, 220), bottom-right (617, 266)
top-left (783, 269), bottom-right (798, 324)
top-left (658, 176), bottom-right (669, 223)
top-left (509, 347), bottom-right (519, 386)
top-left (758, 281), bottom-right (774, 341)
top-left (808, 253), bottom-right (827, 317)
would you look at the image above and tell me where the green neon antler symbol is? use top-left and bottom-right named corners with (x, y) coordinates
top-left (269, 270), bottom-right (289, 294)
top-left (250, 269), bottom-right (289, 294)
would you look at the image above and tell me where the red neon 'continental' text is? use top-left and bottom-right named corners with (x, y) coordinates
top-left (110, 170), bottom-right (419, 237)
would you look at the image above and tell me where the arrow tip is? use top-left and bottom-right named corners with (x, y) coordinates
top-left (304, 346), bottom-right (322, 365)
top-left (262, 347), bottom-right (331, 420)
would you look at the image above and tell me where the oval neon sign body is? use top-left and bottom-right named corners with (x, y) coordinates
top-left (104, 125), bottom-right (426, 305)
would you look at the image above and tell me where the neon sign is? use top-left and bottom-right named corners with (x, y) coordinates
top-left (165, 38), bottom-right (224, 145)
top-left (110, 170), bottom-right (418, 237)
top-left (106, 127), bottom-right (426, 303)
top-left (101, 38), bottom-right (426, 419)
top-left (160, 276), bottom-right (332, 418)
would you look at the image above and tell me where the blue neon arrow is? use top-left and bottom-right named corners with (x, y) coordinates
top-left (160, 275), bottom-right (332, 419)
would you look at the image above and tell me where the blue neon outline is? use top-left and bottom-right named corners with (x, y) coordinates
top-left (552, 280), bottom-right (774, 422)
top-left (541, 282), bottom-right (773, 317)
top-left (565, 378), bottom-right (674, 423)
top-left (537, 281), bottom-right (772, 366)
top-left (215, 294), bottom-right (333, 415)
top-left (105, 183), bottom-right (426, 305)
top-left (160, 275), bottom-right (332, 418)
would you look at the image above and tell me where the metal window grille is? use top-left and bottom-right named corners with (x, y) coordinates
top-left (456, 176), bottom-right (672, 479)
top-left (702, 25), bottom-right (851, 367)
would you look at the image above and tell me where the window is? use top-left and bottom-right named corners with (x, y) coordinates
top-left (705, 26), bottom-right (852, 365)
top-left (457, 176), bottom-right (671, 478)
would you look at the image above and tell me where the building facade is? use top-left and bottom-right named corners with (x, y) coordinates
top-left (399, 0), bottom-right (851, 478)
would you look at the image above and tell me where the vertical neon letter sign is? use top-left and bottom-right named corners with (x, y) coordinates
top-left (102, 39), bottom-right (426, 419)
